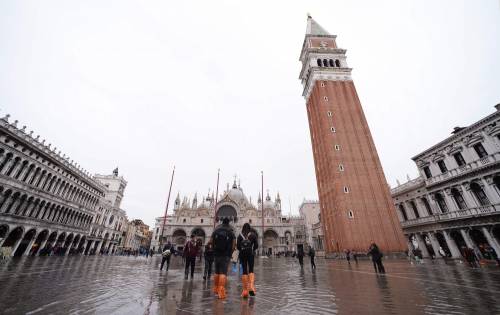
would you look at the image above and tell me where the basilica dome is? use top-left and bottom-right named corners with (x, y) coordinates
top-left (226, 181), bottom-right (250, 205)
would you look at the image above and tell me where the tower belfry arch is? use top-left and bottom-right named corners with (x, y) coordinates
top-left (298, 15), bottom-right (406, 255)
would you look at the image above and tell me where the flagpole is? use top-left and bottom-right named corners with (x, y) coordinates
top-left (159, 166), bottom-right (175, 249)
top-left (213, 168), bottom-right (220, 229)
top-left (261, 170), bottom-right (264, 257)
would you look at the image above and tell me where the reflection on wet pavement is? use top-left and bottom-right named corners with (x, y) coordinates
top-left (0, 255), bottom-right (499, 314)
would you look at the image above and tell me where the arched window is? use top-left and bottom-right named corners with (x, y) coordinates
top-left (493, 176), bottom-right (500, 192)
top-left (317, 59), bottom-right (322, 67)
top-left (329, 59), bottom-right (334, 67)
top-left (399, 205), bottom-right (408, 221)
top-left (470, 182), bottom-right (490, 206)
top-left (409, 201), bottom-right (420, 218)
top-left (435, 193), bottom-right (448, 213)
top-left (323, 59), bottom-right (328, 67)
top-left (451, 188), bottom-right (467, 209)
top-left (335, 59), bottom-right (341, 67)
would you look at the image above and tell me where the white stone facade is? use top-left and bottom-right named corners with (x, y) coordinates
top-left (87, 172), bottom-right (128, 255)
top-left (0, 115), bottom-right (130, 257)
top-left (151, 181), bottom-right (307, 255)
top-left (391, 105), bottom-right (500, 260)
top-left (298, 200), bottom-right (323, 251)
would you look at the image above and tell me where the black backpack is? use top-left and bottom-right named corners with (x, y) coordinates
top-left (213, 228), bottom-right (230, 253)
top-left (240, 233), bottom-right (253, 256)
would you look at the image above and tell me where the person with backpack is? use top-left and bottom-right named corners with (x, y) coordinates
top-left (237, 223), bottom-right (259, 298)
top-left (203, 241), bottom-right (215, 281)
top-left (183, 235), bottom-right (199, 279)
top-left (309, 246), bottom-right (316, 270)
top-left (160, 242), bottom-right (173, 271)
top-left (211, 218), bottom-right (236, 299)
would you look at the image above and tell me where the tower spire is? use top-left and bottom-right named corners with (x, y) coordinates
top-left (306, 14), bottom-right (330, 35)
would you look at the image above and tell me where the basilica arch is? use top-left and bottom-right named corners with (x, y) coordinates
top-left (263, 229), bottom-right (279, 255)
top-left (191, 227), bottom-right (206, 244)
top-left (172, 229), bottom-right (187, 249)
top-left (215, 204), bottom-right (238, 223)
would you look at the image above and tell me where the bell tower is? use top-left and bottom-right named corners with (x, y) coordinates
top-left (299, 15), bottom-right (406, 255)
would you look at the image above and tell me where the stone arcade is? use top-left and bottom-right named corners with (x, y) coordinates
top-left (0, 115), bottom-right (129, 257)
top-left (391, 105), bottom-right (500, 260)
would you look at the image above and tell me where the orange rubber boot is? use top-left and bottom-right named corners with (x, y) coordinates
top-left (213, 274), bottom-right (219, 295)
top-left (248, 273), bottom-right (256, 296)
top-left (218, 275), bottom-right (227, 299)
top-left (241, 274), bottom-right (249, 298)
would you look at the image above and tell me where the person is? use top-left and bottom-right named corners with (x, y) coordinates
top-left (309, 246), bottom-right (316, 270)
top-left (345, 249), bottom-right (351, 264)
top-left (183, 235), bottom-right (199, 279)
top-left (203, 241), bottom-right (215, 281)
top-left (160, 242), bottom-right (173, 271)
top-left (149, 248), bottom-right (154, 258)
top-left (463, 247), bottom-right (479, 268)
top-left (211, 218), bottom-right (236, 299)
top-left (297, 246), bottom-right (304, 268)
top-left (237, 223), bottom-right (259, 298)
top-left (353, 250), bottom-right (358, 264)
top-left (368, 242), bottom-right (385, 273)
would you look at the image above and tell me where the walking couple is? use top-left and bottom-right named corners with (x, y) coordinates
top-left (211, 218), bottom-right (258, 299)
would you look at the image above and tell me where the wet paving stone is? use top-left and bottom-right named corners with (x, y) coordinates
top-left (0, 255), bottom-right (499, 314)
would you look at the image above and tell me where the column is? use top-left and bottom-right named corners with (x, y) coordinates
top-left (22, 232), bottom-right (39, 256)
top-left (24, 202), bottom-right (36, 217)
top-left (425, 194), bottom-right (440, 215)
top-left (25, 169), bottom-right (38, 185)
top-left (8, 199), bottom-right (22, 215)
top-left (430, 195), bottom-right (443, 214)
top-left (428, 232), bottom-right (442, 258)
top-left (10, 234), bottom-right (25, 257)
top-left (444, 189), bottom-right (458, 212)
top-left (37, 237), bottom-right (49, 256)
top-left (64, 240), bottom-right (74, 256)
top-left (462, 183), bottom-right (478, 207)
top-left (84, 240), bottom-right (94, 255)
top-left (95, 241), bottom-right (104, 254)
top-left (481, 177), bottom-right (500, 204)
top-left (1, 158), bottom-right (15, 175)
top-left (18, 165), bottom-right (31, 182)
top-left (460, 229), bottom-right (483, 259)
top-left (443, 230), bottom-right (462, 258)
top-left (415, 234), bottom-right (430, 258)
top-left (13, 199), bottom-right (27, 215)
top-left (481, 227), bottom-right (500, 257)
top-left (0, 196), bottom-right (14, 213)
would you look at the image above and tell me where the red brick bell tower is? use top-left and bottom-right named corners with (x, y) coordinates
top-left (299, 16), bottom-right (406, 255)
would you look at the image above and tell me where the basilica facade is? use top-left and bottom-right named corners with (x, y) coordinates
top-left (150, 181), bottom-right (306, 255)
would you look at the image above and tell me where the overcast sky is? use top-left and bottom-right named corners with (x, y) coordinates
top-left (1, 1), bottom-right (499, 227)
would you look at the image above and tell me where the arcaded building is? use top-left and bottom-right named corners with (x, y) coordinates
top-left (298, 16), bottom-right (406, 256)
top-left (0, 115), bottom-right (129, 257)
top-left (391, 105), bottom-right (500, 260)
top-left (150, 181), bottom-right (306, 255)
